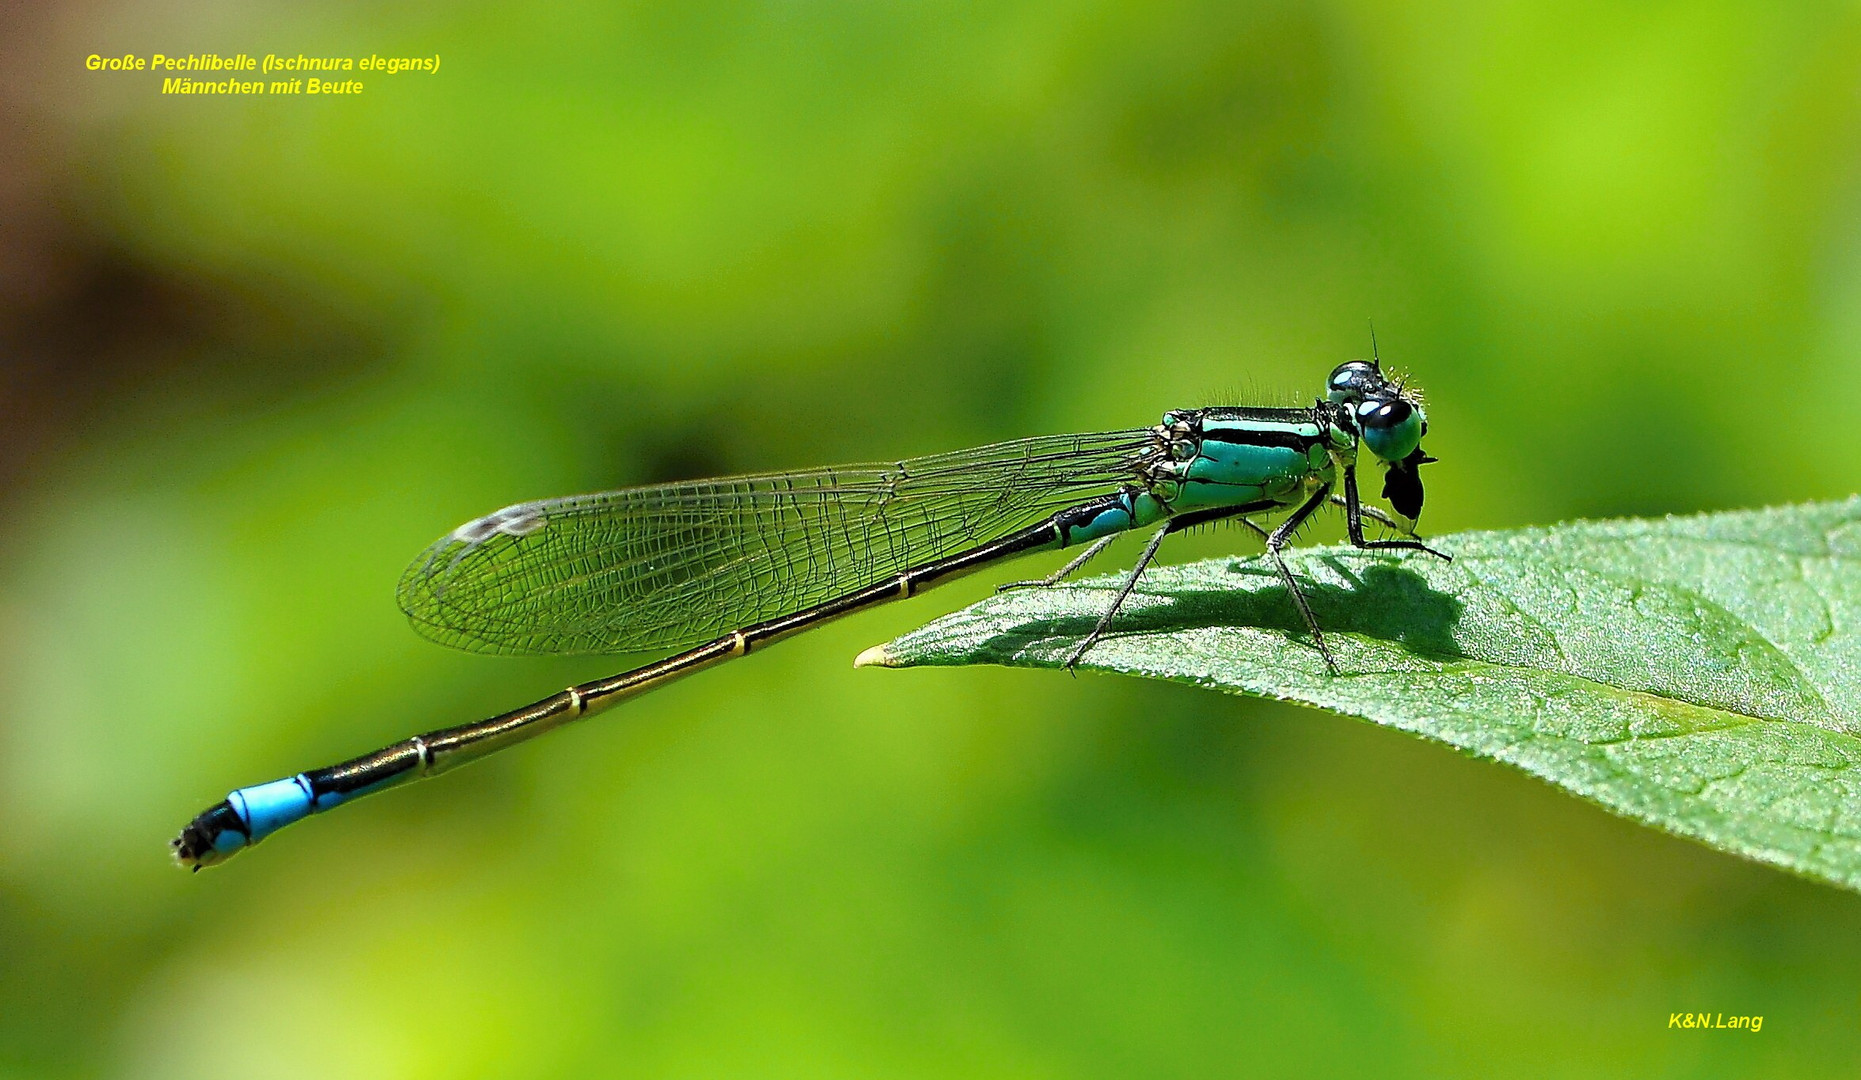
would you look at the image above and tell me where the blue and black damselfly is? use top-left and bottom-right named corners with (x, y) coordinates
top-left (174, 357), bottom-right (1444, 868)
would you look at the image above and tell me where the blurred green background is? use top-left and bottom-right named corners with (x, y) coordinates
top-left (3, 1), bottom-right (1859, 1076)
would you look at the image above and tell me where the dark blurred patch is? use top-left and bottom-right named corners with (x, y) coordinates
top-left (635, 427), bottom-right (733, 486)
top-left (519, 369), bottom-right (737, 488)
top-left (0, 116), bottom-right (384, 499)
top-left (617, 387), bottom-right (736, 485)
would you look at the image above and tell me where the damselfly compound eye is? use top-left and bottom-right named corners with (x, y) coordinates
top-left (1326, 360), bottom-right (1382, 404)
top-left (1358, 397), bottom-right (1423, 464)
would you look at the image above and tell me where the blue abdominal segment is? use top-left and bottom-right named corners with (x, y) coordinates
top-left (177, 761), bottom-right (423, 867)
top-left (1063, 491), bottom-right (1170, 544)
top-left (228, 775), bottom-right (318, 841)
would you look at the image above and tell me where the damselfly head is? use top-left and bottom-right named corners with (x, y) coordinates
top-left (1326, 358), bottom-right (1435, 519)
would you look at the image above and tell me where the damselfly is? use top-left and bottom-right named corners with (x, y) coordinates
top-left (173, 357), bottom-right (1445, 868)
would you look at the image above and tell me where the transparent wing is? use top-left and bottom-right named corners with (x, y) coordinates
top-left (398, 429), bottom-right (1157, 655)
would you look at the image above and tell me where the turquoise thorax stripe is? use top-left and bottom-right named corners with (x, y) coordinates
top-left (1200, 417), bottom-right (1319, 439)
top-left (1164, 419), bottom-right (1331, 512)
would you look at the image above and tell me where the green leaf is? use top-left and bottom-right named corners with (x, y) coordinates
top-left (859, 498), bottom-right (1861, 892)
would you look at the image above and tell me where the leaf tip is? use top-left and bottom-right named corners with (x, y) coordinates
top-left (853, 643), bottom-right (898, 669)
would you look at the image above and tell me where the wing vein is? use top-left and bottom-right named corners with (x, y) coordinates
top-left (397, 430), bottom-right (1155, 654)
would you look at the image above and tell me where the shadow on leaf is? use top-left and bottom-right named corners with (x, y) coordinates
top-left (975, 558), bottom-right (1464, 667)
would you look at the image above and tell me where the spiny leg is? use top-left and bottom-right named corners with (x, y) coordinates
top-left (1234, 493), bottom-right (1412, 546)
top-left (1171, 504), bottom-right (1275, 545)
top-left (1329, 495), bottom-right (1414, 539)
top-left (1060, 500), bottom-right (1292, 669)
top-left (995, 502), bottom-right (1278, 668)
top-left (1237, 516), bottom-right (1270, 543)
top-left (1266, 485), bottom-right (1340, 674)
top-left (1341, 464), bottom-right (1450, 561)
top-left (1194, 506), bottom-right (1381, 549)
top-left (1063, 522), bottom-right (1172, 670)
top-left (997, 534), bottom-right (1119, 593)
